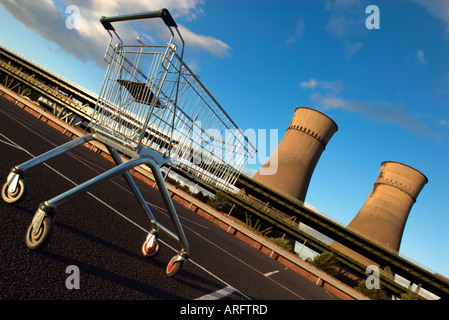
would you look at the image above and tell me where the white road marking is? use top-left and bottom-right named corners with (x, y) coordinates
top-left (0, 107), bottom-right (306, 300)
top-left (0, 107), bottom-right (209, 231)
top-left (264, 270), bottom-right (279, 277)
top-left (0, 129), bottom-right (251, 300)
top-left (195, 286), bottom-right (236, 300)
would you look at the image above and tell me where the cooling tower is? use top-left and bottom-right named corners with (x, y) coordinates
top-left (252, 107), bottom-right (338, 202)
top-left (345, 161), bottom-right (428, 252)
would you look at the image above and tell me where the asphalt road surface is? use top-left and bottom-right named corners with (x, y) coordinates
top-left (0, 96), bottom-right (339, 302)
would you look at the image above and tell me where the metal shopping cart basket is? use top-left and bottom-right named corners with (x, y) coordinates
top-left (1, 9), bottom-right (256, 277)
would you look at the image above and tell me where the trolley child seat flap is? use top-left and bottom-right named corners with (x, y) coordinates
top-left (1, 8), bottom-right (256, 278)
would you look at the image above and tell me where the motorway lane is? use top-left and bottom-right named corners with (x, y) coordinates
top-left (0, 96), bottom-right (338, 300)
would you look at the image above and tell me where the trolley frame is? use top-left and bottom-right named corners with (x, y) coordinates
top-left (1, 8), bottom-right (255, 277)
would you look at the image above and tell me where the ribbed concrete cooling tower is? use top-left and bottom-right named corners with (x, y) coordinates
top-left (345, 161), bottom-right (428, 252)
top-left (252, 107), bottom-right (338, 202)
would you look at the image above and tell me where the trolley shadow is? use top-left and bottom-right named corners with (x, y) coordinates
top-left (1, 8), bottom-right (255, 279)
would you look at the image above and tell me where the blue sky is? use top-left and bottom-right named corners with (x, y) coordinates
top-left (0, 0), bottom-right (448, 282)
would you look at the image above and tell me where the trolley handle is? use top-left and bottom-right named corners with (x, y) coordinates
top-left (100, 8), bottom-right (177, 31)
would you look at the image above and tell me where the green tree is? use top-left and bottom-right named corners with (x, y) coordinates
top-left (269, 237), bottom-right (293, 252)
top-left (194, 191), bottom-right (210, 203)
top-left (400, 290), bottom-right (421, 300)
top-left (308, 251), bottom-right (338, 277)
top-left (207, 190), bottom-right (232, 212)
top-left (354, 280), bottom-right (385, 300)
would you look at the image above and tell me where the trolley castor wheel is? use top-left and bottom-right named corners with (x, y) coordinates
top-left (1, 170), bottom-right (27, 204)
top-left (25, 203), bottom-right (56, 251)
top-left (166, 253), bottom-right (188, 277)
top-left (142, 233), bottom-right (160, 258)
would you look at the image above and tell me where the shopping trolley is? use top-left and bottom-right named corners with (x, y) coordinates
top-left (1, 9), bottom-right (255, 277)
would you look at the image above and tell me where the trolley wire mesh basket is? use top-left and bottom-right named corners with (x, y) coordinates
top-left (92, 17), bottom-right (255, 192)
top-left (1, 8), bottom-right (256, 277)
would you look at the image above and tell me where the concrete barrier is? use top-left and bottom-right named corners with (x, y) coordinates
top-left (0, 84), bottom-right (369, 300)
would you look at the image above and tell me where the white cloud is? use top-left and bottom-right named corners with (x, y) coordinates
top-left (412, 0), bottom-right (449, 33)
top-left (323, 0), bottom-right (367, 58)
top-left (300, 76), bottom-right (441, 139)
top-left (299, 78), bottom-right (318, 89)
top-left (416, 49), bottom-right (427, 65)
top-left (324, 0), bottom-right (365, 38)
top-left (299, 78), bottom-right (345, 92)
top-left (0, 0), bottom-right (231, 67)
top-left (440, 119), bottom-right (449, 127)
top-left (178, 25), bottom-right (231, 57)
top-left (325, 14), bottom-right (349, 39)
top-left (286, 17), bottom-right (305, 45)
top-left (310, 92), bottom-right (442, 138)
top-left (325, 0), bottom-right (362, 10)
top-left (344, 40), bottom-right (362, 59)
